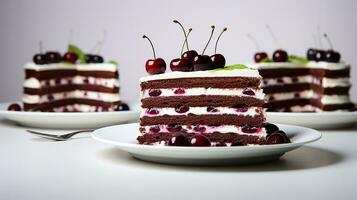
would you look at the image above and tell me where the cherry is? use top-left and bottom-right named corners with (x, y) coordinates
top-left (241, 126), bottom-right (259, 134)
top-left (63, 52), bottom-right (78, 63)
top-left (148, 89), bottom-right (162, 97)
top-left (116, 103), bottom-right (130, 111)
top-left (210, 27), bottom-right (227, 68)
top-left (173, 20), bottom-right (198, 63)
top-left (323, 33), bottom-right (341, 63)
top-left (46, 52), bottom-right (61, 63)
top-left (143, 35), bottom-right (166, 75)
top-left (315, 50), bottom-right (326, 61)
top-left (264, 123), bottom-right (279, 135)
top-left (33, 54), bottom-right (47, 65)
top-left (85, 54), bottom-right (94, 63)
top-left (170, 58), bottom-right (192, 72)
top-left (266, 130), bottom-right (290, 145)
top-left (306, 48), bottom-right (317, 61)
top-left (175, 105), bottom-right (189, 113)
top-left (7, 103), bottom-right (21, 111)
top-left (193, 55), bottom-right (214, 71)
top-left (168, 133), bottom-right (189, 146)
top-left (149, 126), bottom-right (160, 133)
top-left (207, 106), bottom-right (219, 112)
top-left (193, 25), bottom-right (215, 71)
top-left (171, 21), bottom-right (194, 72)
top-left (190, 135), bottom-right (211, 147)
top-left (243, 89), bottom-right (255, 96)
top-left (273, 49), bottom-right (288, 62)
top-left (92, 55), bottom-right (104, 63)
top-left (325, 50), bottom-right (341, 63)
top-left (182, 50), bottom-right (198, 62)
top-left (174, 88), bottom-right (185, 94)
top-left (167, 124), bottom-right (182, 132)
top-left (146, 108), bottom-right (159, 115)
top-left (254, 52), bottom-right (268, 63)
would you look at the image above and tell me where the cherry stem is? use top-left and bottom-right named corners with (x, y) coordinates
top-left (266, 24), bottom-right (281, 48)
top-left (143, 35), bottom-right (156, 59)
top-left (97, 29), bottom-right (107, 53)
top-left (39, 41), bottom-right (43, 54)
top-left (202, 25), bottom-right (215, 55)
top-left (317, 25), bottom-right (323, 49)
top-left (173, 20), bottom-right (190, 51)
top-left (312, 33), bottom-right (318, 48)
top-left (247, 34), bottom-right (261, 51)
top-left (180, 28), bottom-right (192, 57)
top-left (214, 27), bottom-right (227, 54)
top-left (323, 33), bottom-right (334, 49)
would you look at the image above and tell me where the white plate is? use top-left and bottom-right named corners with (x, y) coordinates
top-left (92, 123), bottom-right (321, 165)
top-left (0, 102), bottom-right (140, 129)
top-left (267, 112), bottom-right (357, 130)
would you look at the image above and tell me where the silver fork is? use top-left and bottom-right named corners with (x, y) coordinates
top-left (27, 129), bottom-right (95, 141)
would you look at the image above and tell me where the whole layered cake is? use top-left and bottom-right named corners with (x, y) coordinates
top-left (251, 48), bottom-right (353, 112)
top-left (137, 21), bottom-right (290, 146)
top-left (22, 44), bottom-right (123, 112)
top-left (138, 66), bottom-right (269, 146)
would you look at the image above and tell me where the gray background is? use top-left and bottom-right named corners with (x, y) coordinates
top-left (0, 0), bottom-right (356, 103)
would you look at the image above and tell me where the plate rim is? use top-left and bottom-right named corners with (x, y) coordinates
top-left (92, 123), bottom-right (322, 151)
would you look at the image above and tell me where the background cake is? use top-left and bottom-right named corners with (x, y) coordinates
top-left (251, 48), bottom-right (353, 112)
top-left (22, 44), bottom-right (124, 112)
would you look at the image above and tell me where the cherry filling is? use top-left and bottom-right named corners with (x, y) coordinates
top-left (148, 89), bottom-right (162, 97)
top-left (175, 105), bottom-right (189, 113)
top-left (242, 89), bottom-right (255, 96)
top-left (277, 78), bottom-right (284, 84)
top-left (146, 108), bottom-right (159, 115)
top-left (241, 126), bottom-right (259, 134)
top-left (149, 126), bottom-right (161, 133)
top-left (207, 106), bottom-right (219, 112)
top-left (174, 88), bottom-right (185, 95)
top-left (233, 104), bottom-right (248, 112)
top-left (292, 77), bottom-right (299, 83)
top-left (167, 124), bottom-right (182, 132)
top-left (193, 126), bottom-right (206, 133)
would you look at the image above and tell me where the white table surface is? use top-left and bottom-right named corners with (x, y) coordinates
top-left (1, 118), bottom-right (356, 200)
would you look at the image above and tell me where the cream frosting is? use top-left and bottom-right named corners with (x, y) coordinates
top-left (141, 106), bottom-right (262, 117)
top-left (51, 104), bottom-right (116, 112)
top-left (262, 75), bottom-right (350, 88)
top-left (249, 61), bottom-right (349, 70)
top-left (141, 87), bottom-right (265, 100)
top-left (306, 61), bottom-right (349, 70)
top-left (23, 77), bottom-right (41, 88)
top-left (140, 68), bottom-right (261, 82)
top-left (24, 62), bottom-right (117, 72)
top-left (141, 124), bottom-right (266, 137)
top-left (23, 90), bottom-right (120, 104)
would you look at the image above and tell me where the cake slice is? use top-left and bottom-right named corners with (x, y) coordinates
top-left (22, 44), bottom-right (124, 112)
top-left (251, 50), bottom-right (353, 112)
top-left (138, 65), bottom-right (272, 146)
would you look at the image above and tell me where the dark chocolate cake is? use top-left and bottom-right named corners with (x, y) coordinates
top-left (138, 66), bottom-right (270, 146)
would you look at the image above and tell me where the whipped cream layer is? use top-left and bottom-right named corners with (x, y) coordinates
top-left (23, 90), bottom-right (120, 104)
top-left (266, 90), bottom-right (350, 105)
top-left (307, 61), bottom-right (349, 70)
top-left (25, 62), bottom-right (118, 72)
top-left (262, 76), bottom-right (350, 88)
top-left (140, 68), bottom-right (261, 82)
top-left (23, 76), bottom-right (119, 89)
top-left (249, 61), bottom-right (349, 70)
top-left (51, 104), bottom-right (116, 112)
top-left (142, 87), bottom-right (265, 99)
top-left (141, 107), bottom-right (263, 117)
top-left (141, 124), bottom-right (266, 137)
